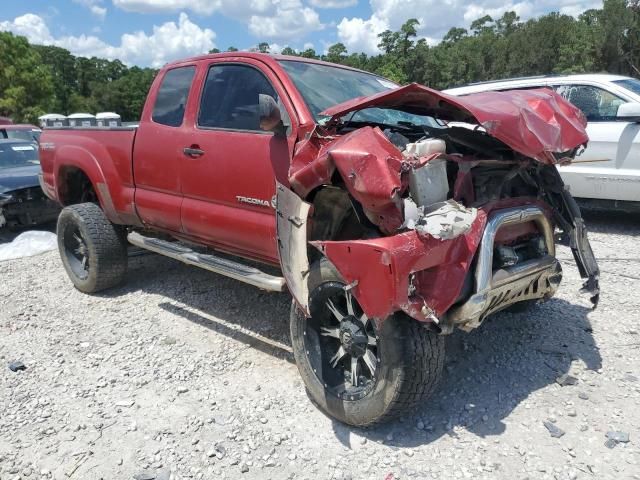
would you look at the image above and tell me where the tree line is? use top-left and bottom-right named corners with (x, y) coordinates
top-left (0, 33), bottom-right (156, 123)
top-left (1, 0), bottom-right (637, 124)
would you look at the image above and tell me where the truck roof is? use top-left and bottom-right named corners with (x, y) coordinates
top-left (165, 51), bottom-right (376, 77)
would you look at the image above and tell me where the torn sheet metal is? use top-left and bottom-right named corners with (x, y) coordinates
top-left (291, 126), bottom-right (406, 234)
top-left (276, 181), bottom-right (312, 315)
top-left (541, 170), bottom-right (600, 308)
top-left (312, 210), bottom-right (487, 323)
top-left (406, 199), bottom-right (478, 241)
top-left (320, 83), bottom-right (588, 164)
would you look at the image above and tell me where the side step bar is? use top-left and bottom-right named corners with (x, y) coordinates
top-left (127, 232), bottom-right (286, 292)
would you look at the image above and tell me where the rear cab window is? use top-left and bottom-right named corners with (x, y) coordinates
top-left (152, 66), bottom-right (196, 127)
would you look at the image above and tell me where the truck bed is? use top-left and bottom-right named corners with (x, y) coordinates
top-left (39, 127), bottom-right (139, 225)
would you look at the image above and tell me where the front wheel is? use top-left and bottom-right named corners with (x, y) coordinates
top-left (57, 202), bottom-right (128, 293)
top-left (290, 259), bottom-right (445, 426)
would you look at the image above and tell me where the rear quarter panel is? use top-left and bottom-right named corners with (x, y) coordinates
top-left (40, 128), bottom-right (140, 225)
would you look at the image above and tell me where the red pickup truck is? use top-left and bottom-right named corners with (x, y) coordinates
top-left (40, 53), bottom-right (600, 426)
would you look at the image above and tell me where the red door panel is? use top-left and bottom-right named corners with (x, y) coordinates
top-left (133, 65), bottom-right (196, 232)
top-left (180, 59), bottom-right (298, 263)
top-left (180, 131), bottom-right (279, 261)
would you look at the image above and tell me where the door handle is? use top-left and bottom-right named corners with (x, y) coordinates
top-left (183, 146), bottom-right (205, 158)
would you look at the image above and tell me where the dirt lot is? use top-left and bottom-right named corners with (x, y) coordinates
top-left (1, 211), bottom-right (639, 480)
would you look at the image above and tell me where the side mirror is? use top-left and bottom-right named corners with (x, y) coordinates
top-left (259, 94), bottom-right (284, 134)
top-left (616, 102), bottom-right (640, 122)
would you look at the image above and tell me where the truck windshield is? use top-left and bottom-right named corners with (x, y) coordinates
top-left (613, 78), bottom-right (640, 97)
top-left (279, 60), bottom-right (436, 128)
top-left (0, 142), bottom-right (40, 170)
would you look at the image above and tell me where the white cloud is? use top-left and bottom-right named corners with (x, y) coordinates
top-left (91, 5), bottom-right (108, 19)
top-left (112, 0), bottom-right (221, 15)
top-left (0, 12), bottom-right (216, 67)
top-left (0, 13), bottom-right (54, 44)
top-left (113, 0), bottom-right (323, 40)
top-left (337, 0), bottom-right (603, 54)
top-left (248, 1), bottom-right (323, 39)
top-left (336, 15), bottom-right (388, 55)
top-left (309, 0), bottom-right (357, 8)
top-left (72, 0), bottom-right (107, 19)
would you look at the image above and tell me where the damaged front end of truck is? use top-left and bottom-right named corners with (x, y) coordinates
top-left (277, 83), bottom-right (599, 334)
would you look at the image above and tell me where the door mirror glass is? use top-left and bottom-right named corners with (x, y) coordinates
top-left (616, 102), bottom-right (640, 122)
top-left (259, 94), bottom-right (284, 134)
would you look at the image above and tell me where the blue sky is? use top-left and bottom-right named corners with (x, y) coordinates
top-left (0, 0), bottom-right (603, 67)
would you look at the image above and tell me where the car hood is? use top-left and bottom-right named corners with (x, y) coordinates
top-left (0, 165), bottom-right (41, 195)
top-left (320, 83), bottom-right (588, 164)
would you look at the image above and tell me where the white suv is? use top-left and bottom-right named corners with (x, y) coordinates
top-left (445, 74), bottom-right (640, 206)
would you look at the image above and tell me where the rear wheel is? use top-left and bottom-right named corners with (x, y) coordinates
top-left (57, 203), bottom-right (127, 293)
top-left (290, 259), bottom-right (445, 426)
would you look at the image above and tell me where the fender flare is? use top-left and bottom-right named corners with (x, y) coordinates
top-left (54, 143), bottom-right (123, 224)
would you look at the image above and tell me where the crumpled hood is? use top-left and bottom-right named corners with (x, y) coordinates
top-left (320, 83), bottom-right (588, 164)
top-left (0, 165), bottom-right (41, 195)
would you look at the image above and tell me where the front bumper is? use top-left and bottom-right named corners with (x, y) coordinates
top-left (447, 206), bottom-right (561, 331)
top-left (316, 202), bottom-right (562, 332)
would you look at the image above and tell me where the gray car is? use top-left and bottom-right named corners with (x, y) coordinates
top-left (0, 139), bottom-right (60, 228)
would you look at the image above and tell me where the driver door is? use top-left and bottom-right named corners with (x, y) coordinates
top-left (180, 60), bottom-right (295, 263)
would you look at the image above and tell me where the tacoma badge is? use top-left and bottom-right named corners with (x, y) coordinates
top-left (236, 195), bottom-right (271, 208)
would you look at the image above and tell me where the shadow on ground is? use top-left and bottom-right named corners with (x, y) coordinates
top-left (100, 247), bottom-right (601, 448)
top-left (102, 252), bottom-right (294, 360)
top-left (582, 209), bottom-right (640, 236)
top-left (330, 297), bottom-right (600, 447)
top-left (90, 208), bottom-right (640, 447)
top-left (0, 221), bottom-right (56, 243)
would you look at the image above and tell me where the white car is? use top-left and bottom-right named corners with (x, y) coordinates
top-left (445, 74), bottom-right (640, 206)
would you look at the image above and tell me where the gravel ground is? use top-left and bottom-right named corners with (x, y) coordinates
top-left (1, 211), bottom-right (639, 480)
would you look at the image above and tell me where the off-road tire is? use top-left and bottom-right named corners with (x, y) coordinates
top-left (290, 259), bottom-right (445, 426)
top-left (57, 202), bottom-right (127, 293)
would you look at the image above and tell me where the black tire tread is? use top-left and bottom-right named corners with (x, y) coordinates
top-left (57, 203), bottom-right (127, 293)
top-left (374, 317), bottom-right (444, 425)
top-left (292, 257), bottom-right (445, 426)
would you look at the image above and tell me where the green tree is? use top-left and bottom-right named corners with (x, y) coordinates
top-left (32, 45), bottom-right (77, 114)
top-left (300, 48), bottom-right (318, 59)
top-left (0, 32), bottom-right (53, 123)
top-left (325, 43), bottom-right (348, 64)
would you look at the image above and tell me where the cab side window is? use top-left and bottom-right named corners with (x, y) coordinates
top-left (152, 66), bottom-right (196, 127)
top-left (198, 64), bottom-right (288, 132)
top-left (554, 85), bottom-right (625, 122)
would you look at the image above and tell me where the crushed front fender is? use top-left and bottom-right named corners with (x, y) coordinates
top-left (311, 210), bottom-right (487, 324)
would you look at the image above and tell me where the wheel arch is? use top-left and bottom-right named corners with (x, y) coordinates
top-left (54, 145), bottom-right (124, 224)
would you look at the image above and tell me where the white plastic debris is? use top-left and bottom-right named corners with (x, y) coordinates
top-left (402, 197), bottom-right (422, 230)
top-left (0, 231), bottom-right (57, 261)
top-left (404, 138), bottom-right (446, 157)
top-left (404, 199), bottom-right (477, 241)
